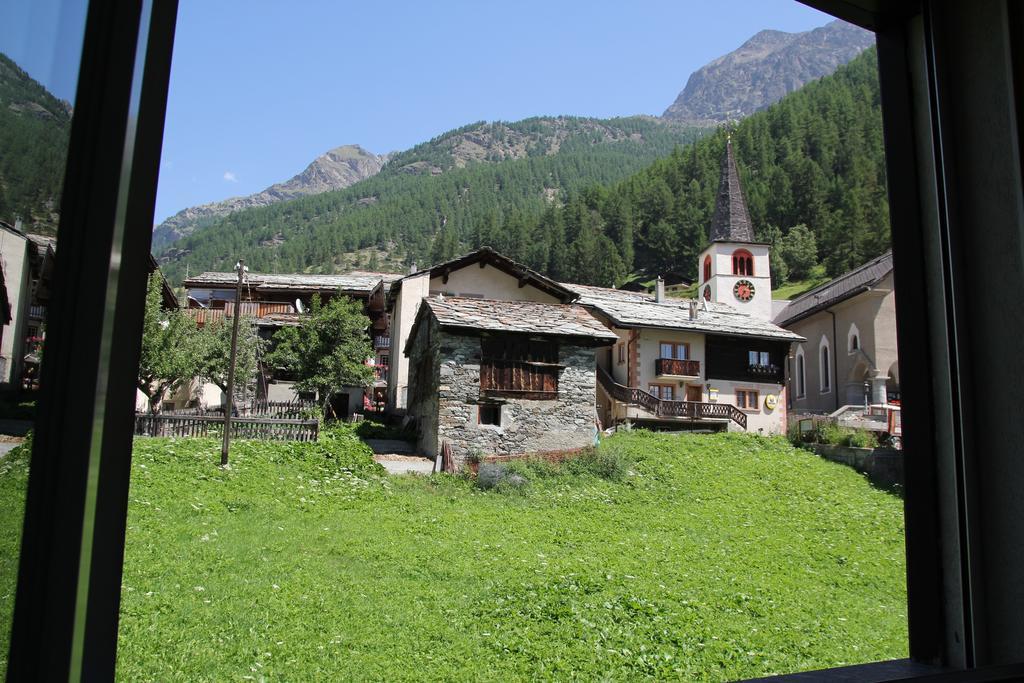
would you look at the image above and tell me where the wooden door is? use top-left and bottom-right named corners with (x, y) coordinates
top-left (685, 385), bottom-right (703, 402)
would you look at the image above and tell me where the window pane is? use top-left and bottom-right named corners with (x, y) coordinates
top-left (661, 343), bottom-right (672, 358)
top-left (0, 0), bottom-right (89, 674)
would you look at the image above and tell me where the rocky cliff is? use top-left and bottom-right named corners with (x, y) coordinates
top-left (662, 19), bottom-right (873, 125)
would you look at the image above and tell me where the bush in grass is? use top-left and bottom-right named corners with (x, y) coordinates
top-left (813, 422), bottom-right (879, 449)
top-left (569, 442), bottom-right (633, 481)
top-left (475, 462), bottom-right (530, 492)
top-left (847, 428), bottom-right (879, 448)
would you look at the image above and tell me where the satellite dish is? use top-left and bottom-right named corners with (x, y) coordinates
top-left (295, 299), bottom-right (305, 314)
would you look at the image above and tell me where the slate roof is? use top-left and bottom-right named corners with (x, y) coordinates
top-left (564, 282), bottom-right (804, 342)
top-left (709, 139), bottom-right (758, 243)
top-left (775, 251), bottom-right (894, 327)
top-left (184, 270), bottom-right (401, 294)
top-left (409, 296), bottom-right (618, 353)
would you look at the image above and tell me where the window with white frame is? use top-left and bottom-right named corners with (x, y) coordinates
top-left (795, 346), bottom-right (806, 398)
top-left (819, 336), bottom-right (832, 393)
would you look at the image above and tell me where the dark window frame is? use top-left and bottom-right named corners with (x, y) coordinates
top-left (8, 1), bottom-right (1024, 681)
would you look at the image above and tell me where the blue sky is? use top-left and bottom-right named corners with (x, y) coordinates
top-left (1, 1), bottom-right (837, 225)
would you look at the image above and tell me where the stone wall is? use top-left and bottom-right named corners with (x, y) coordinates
top-left (406, 316), bottom-right (441, 457)
top-left (433, 331), bottom-right (599, 467)
top-left (810, 443), bottom-right (903, 491)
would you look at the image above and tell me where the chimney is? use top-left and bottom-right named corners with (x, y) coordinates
top-left (409, 262), bottom-right (418, 274)
top-left (655, 276), bottom-right (665, 303)
top-left (689, 300), bottom-right (698, 320)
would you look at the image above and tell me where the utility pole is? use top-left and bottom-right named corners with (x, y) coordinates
top-left (221, 259), bottom-right (246, 467)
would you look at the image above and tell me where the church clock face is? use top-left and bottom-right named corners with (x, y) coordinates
top-left (733, 279), bottom-right (755, 302)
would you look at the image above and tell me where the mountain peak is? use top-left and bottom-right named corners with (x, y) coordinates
top-left (662, 20), bottom-right (873, 125)
top-left (151, 144), bottom-right (390, 250)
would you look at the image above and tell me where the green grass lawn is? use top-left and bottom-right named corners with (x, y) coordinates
top-left (1, 429), bottom-right (907, 681)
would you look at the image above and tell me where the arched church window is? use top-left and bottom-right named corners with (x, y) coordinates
top-left (703, 255), bottom-right (711, 282)
top-left (732, 249), bottom-right (754, 276)
top-left (820, 336), bottom-right (832, 393)
top-left (848, 323), bottom-right (861, 353)
top-left (795, 346), bottom-right (806, 398)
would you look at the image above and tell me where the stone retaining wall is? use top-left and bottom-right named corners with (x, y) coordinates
top-left (810, 443), bottom-right (903, 490)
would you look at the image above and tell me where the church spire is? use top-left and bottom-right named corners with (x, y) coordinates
top-left (709, 136), bottom-right (756, 243)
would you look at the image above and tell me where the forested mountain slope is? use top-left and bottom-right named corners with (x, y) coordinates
top-left (156, 117), bottom-right (703, 282)
top-left (489, 47), bottom-right (888, 287)
top-left (0, 53), bottom-right (73, 235)
top-left (152, 145), bottom-right (391, 250)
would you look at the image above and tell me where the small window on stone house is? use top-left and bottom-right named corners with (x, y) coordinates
top-left (480, 335), bottom-right (559, 399)
top-left (478, 403), bottom-right (501, 426)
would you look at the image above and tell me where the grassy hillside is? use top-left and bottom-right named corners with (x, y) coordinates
top-left (0, 429), bottom-right (912, 680)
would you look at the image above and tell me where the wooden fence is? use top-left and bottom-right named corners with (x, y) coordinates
top-left (134, 413), bottom-right (319, 441)
top-left (163, 399), bottom-right (317, 420)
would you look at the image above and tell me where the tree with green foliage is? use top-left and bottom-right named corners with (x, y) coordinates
top-left (779, 224), bottom-right (819, 280)
top-left (137, 274), bottom-right (201, 413)
top-left (196, 316), bottom-right (266, 403)
top-left (264, 294), bottom-right (374, 414)
top-left (763, 225), bottom-right (790, 288)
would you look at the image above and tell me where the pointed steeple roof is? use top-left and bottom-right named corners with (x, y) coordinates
top-left (709, 138), bottom-right (756, 243)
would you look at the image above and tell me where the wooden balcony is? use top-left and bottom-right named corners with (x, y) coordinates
top-left (598, 366), bottom-right (745, 429)
top-left (655, 358), bottom-right (701, 377)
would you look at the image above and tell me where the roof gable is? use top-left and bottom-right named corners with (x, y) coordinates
top-left (775, 251), bottom-right (894, 326)
top-left (390, 247), bottom-right (577, 305)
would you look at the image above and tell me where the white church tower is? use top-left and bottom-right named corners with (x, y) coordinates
top-left (697, 137), bottom-right (773, 320)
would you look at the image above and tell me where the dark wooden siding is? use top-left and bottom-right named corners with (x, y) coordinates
top-left (705, 335), bottom-right (788, 384)
top-left (480, 335), bottom-right (559, 400)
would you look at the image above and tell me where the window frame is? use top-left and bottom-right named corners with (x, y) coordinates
top-left (795, 346), bottom-right (806, 399)
top-left (819, 336), bottom-right (832, 393)
top-left (10, 1), bottom-right (1024, 680)
top-left (736, 389), bottom-right (760, 411)
top-left (647, 383), bottom-right (674, 401)
top-left (659, 341), bottom-right (690, 360)
top-left (732, 249), bottom-right (755, 276)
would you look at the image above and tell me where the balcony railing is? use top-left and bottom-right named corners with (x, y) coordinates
top-left (655, 358), bottom-right (701, 377)
top-left (28, 305), bottom-right (46, 319)
top-left (374, 336), bottom-right (391, 349)
top-left (597, 366), bottom-right (746, 429)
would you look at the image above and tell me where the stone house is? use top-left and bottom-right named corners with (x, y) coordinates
top-left (384, 247), bottom-right (576, 412)
top-left (774, 251), bottom-right (899, 412)
top-left (404, 296), bottom-right (617, 463)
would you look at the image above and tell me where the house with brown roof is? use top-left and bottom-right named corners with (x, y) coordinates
top-left (774, 251), bottom-right (898, 412)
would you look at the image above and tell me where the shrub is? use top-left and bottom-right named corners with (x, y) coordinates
top-left (847, 429), bottom-right (879, 449)
top-left (569, 442), bottom-right (633, 481)
top-left (475, 462), bottom-right (530, 493)
top-left (813, 422), bottom-right (879, 448)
